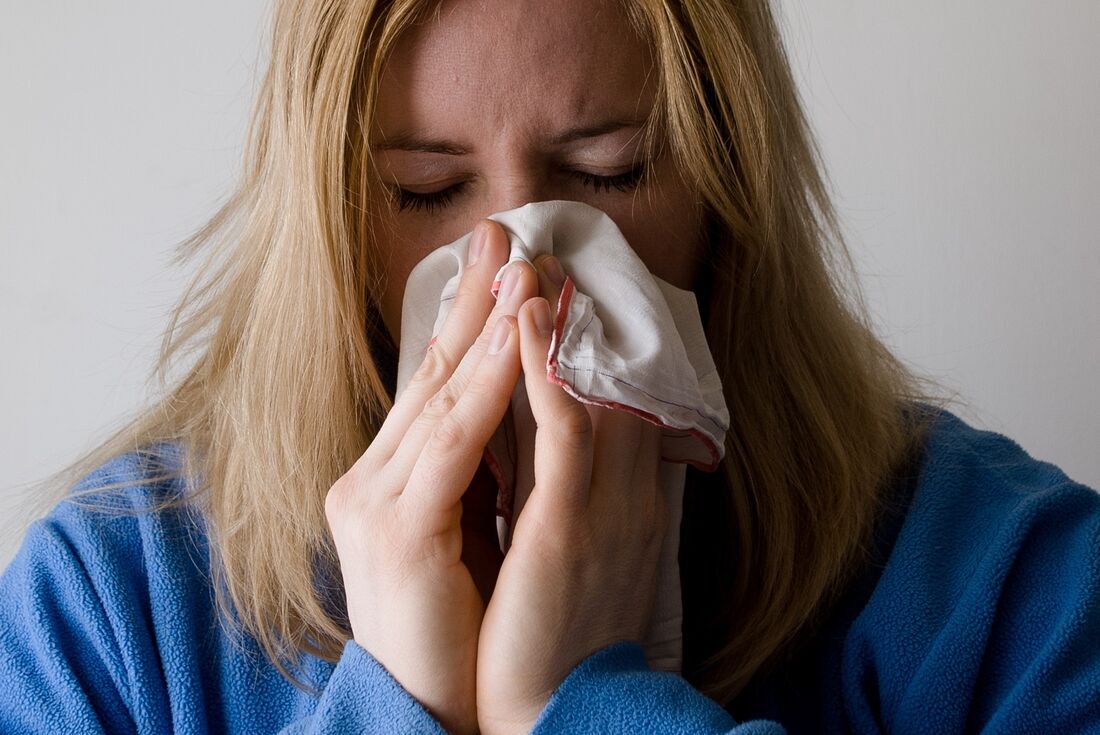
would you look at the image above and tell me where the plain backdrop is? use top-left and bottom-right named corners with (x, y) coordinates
top-left (2, 1), bottom-right (1098, 568)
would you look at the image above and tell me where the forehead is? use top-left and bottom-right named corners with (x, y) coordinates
top-left (375, 0), bottom-right (654, 136)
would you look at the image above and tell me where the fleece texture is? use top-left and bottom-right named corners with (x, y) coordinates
top-left (1, 407), bottom-right (1098, 733)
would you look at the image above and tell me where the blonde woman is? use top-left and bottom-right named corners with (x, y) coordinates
top-left (3, 1), bottom-right (1098, 733)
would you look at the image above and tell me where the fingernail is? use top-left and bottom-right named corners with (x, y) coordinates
top-left (498, 263), bottom-right (519, 302)
top-left (468, 221), bottom-right (488, 267)
top-left (540, 255), bottom-right (565, 287)
top-left (533, 298), bottom-right (552, 336)
top-left (488, 317), bottom-right (512, 354)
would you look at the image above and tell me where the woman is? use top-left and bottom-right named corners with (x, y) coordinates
top-left (2, 0), bottom-right (1097, 733)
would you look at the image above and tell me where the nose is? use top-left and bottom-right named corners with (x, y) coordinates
top-left (486, 188), bottom-right (544, 217)
top-left (482, 166), bottom-right (554, 216)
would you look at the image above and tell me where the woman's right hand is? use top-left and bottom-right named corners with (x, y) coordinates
top-left (324, 220), bottom-right (536, 735)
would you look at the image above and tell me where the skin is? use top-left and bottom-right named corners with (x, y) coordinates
top-left (369, 0), bottom-right (706, 344)
top-left (325, 1), bottom-right (707, 733)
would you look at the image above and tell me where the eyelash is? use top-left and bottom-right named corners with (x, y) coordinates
top-left (388, 164), bottom-right (647, 215)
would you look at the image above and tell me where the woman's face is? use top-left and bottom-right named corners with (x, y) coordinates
top-left (370, 0), bottom-right (706, 343)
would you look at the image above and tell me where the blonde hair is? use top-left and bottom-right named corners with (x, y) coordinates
top-left (40, 0), bottom-right (953, 705)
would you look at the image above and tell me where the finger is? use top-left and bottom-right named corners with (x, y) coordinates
top-left (447, 259), bottom-right (538, 395)
top-left (382, 261), bottom-right (537, 488)
top-left (515, 296), bottom-right (594, 518)
top-left (371, 219), bottom-right (510, 459)
top-left (534, 254), bottom-right (567, 311)
top-left (399, 315), bottom-right (522, 520)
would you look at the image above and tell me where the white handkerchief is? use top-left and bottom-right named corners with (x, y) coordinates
top-left (395, 200), bottom-right (729, 673)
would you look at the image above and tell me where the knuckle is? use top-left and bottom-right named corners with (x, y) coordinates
top-left (422, 525), bottom-right (463, 564)
top-left (323, 486), bottom-right (342, 525)
top-left (461, 371), bottom-right (496, 403)
top-left (411, 342), bottom-right (457, 388)
top-left (423, 386), bottom-right (459, 420)
top-left (429, 415), bottom-right (468, 451)
top-left (551, 406), bottom-right (594, 450)
top-left (518, 510), bottom-right (569, 558)
top-left (355, 441), bottom-right (386, 476)
top-left (324, 472), bottom-right (356, 527)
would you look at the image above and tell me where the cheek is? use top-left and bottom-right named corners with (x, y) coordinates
top-left (373, 228), bottom-right (442, 344)
top-left (610, 177), bottom-right (704, 291)
top-left (368, 187), bottom-right (487, 343)
top-left (620, 222), bottom-right (701, 290)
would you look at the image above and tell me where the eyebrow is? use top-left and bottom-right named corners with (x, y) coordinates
top-left (370, 118), bottom-right (647, 154)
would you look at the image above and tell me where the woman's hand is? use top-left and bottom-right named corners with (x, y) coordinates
top-left (324, 220), bottom-right (535, 735)
top-left (476, 257), bottom-right (668, 735)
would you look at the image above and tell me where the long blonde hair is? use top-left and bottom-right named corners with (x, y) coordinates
top-left (40, 0), bottom-right (952, 705)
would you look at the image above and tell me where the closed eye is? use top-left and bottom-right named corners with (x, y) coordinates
top-left (386, 164), bottom-right (647, 214)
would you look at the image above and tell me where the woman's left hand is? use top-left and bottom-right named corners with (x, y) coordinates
top-left (475, 258), bottom-right (668, 735)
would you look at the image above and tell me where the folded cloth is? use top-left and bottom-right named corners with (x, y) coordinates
top-left (395, 200), bottom-right (730, 673)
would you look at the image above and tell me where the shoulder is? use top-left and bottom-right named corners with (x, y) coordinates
top-left (64, 440), bottom-right (192, 508)
top-left (1, 453), bottom-right (334, 730)
top-left (847, 406), bottom-right (1100, 730)
top-left (915, 405), bottom-right (1094, 498)
top-left (38, 440), bottom-right (193, 521)
top-left (874, 404), bottom-right (1100, 622)
top-left (0, 443), bottom-right (220, 725)
top-left (900, 405), bottom-right (1099, 571)
top-left (7, 442), bottom-right (208, 628)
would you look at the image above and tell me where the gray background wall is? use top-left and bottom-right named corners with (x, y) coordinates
top-left (2, 1), bottom-right (1098, 568)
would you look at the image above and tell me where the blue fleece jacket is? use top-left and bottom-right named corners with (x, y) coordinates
top-left (1, 407), bottom-right (1098, 733)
